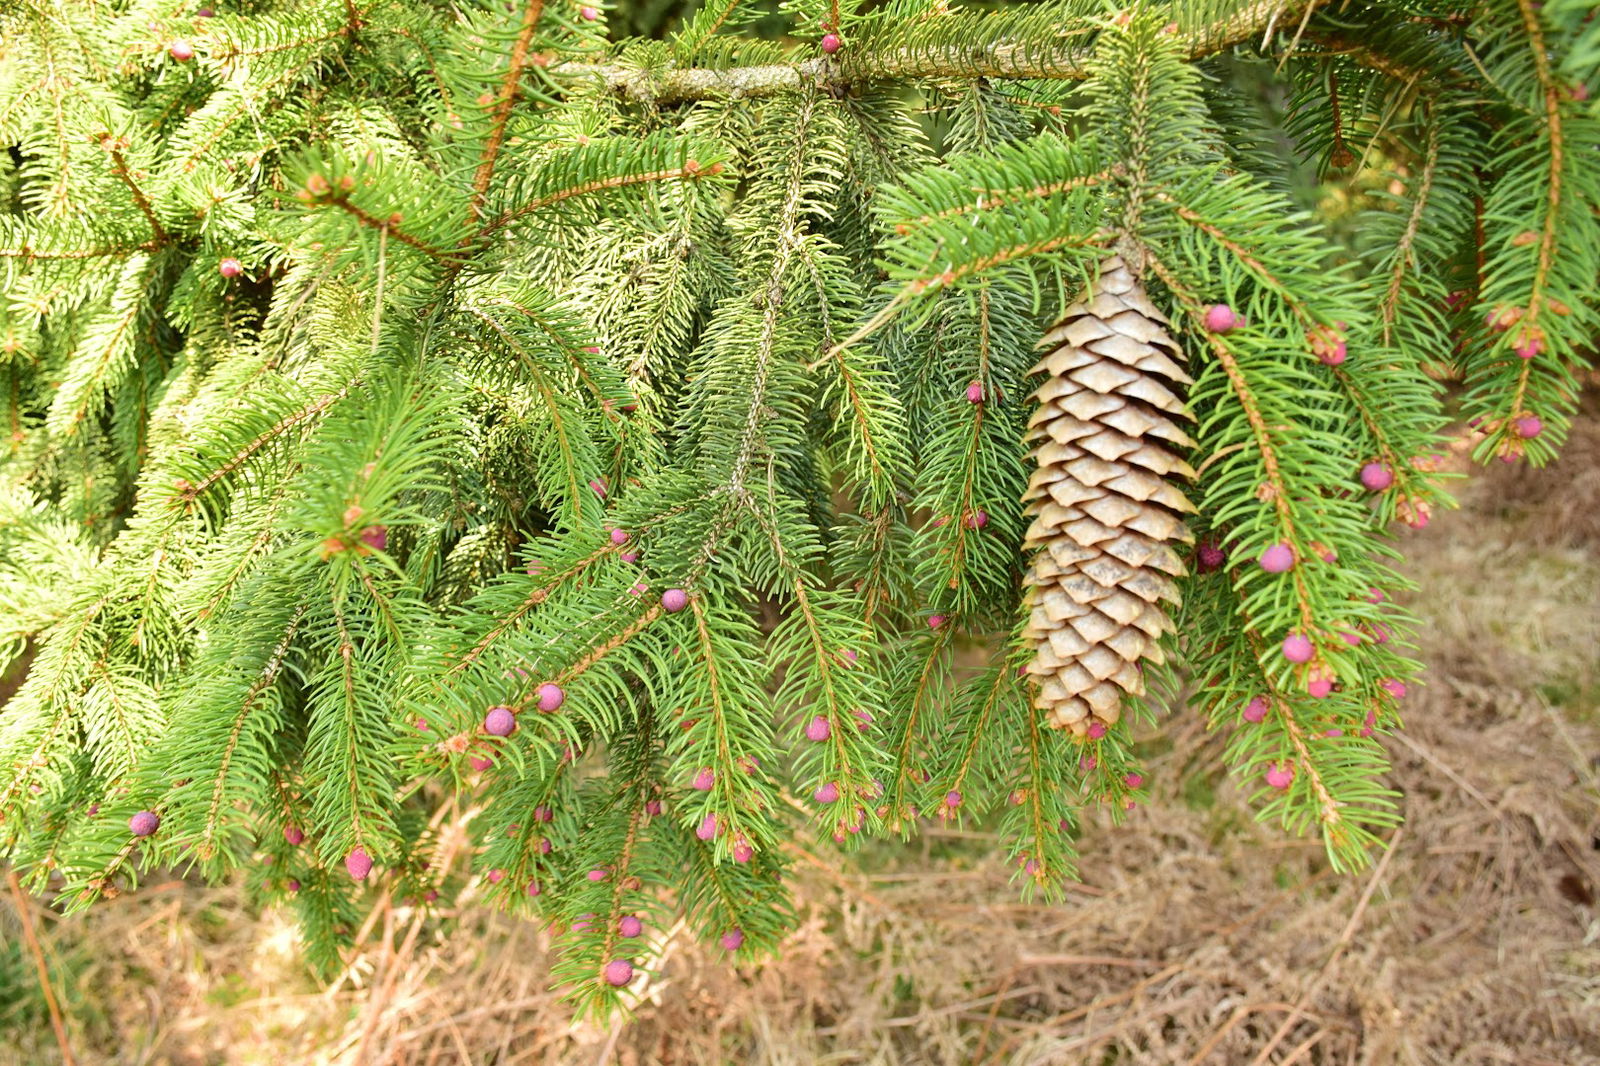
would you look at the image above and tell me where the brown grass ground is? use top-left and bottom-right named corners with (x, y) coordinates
top-left (3, 405), bottom-right (1599, 1066)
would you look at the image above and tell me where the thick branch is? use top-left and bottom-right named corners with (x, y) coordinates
top-left (553, 0), bottom-right (1312, 104)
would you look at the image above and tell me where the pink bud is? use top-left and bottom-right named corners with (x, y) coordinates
top-left (286, 879), bottom-right (300, 892)
top-left (661, 588), bottom-right (689, 613)
top-left (804, 715), bottom-right (831, 742)
top-left (964, 510), bottom-right (989, 529)
top-left (1282, 634), bottom-right (1314, 663)
top-left (587, 867), bottom-right (608, 882)
top-left (928, 614), bottom-right (946, 629)
top-left (1086, 720), bottom-right (1107, 740)
top-left (469, 755), bottom-right (493, 771)
top-left (1079, 754), bottom-right (1097, 771)
top-left (579, 5), bottom-right (598, 19)
top-left (853, 708), bottom-right (873, 732)
top-left (1196, 541), bottom-right (1225, 572)
top-left (1024, 858), bottom-right (1041, 876)
top-left (1514, 416), bottom-right (1543, 439)
top-left (346, 848), bottom-right (373, 880)
top-left (129, 810), bottom-right (160, 837)
top-left (943, 790), bottom-right (962, 809)
top-left (644, 799), bottom-right (662, 816)
top-left (965, 381), bottom-right (985, 403)
top-left (487, 868), bottom-right (505, 883)
top-left (536, 683), bottom-right (565, 712)
top-left (696, 813), bottom-right (718, 840)
top-left (1307, 677), bottom-right (1333, 698)
top-left (1359, 462), bottom-right (1394, 491)
top-left (1124, 772), bottom-right (1144, 788)
top-left (1265, 763), bottom-right (1294, 790)
top-left (1259, 543), bottom-right (1294, 573)
top-left (283, 825), bottom-right (305, 846)
top-left (219, 257), bottom-right (242, 278)
top-left (619, 914), bottom-right (642, 938)
top-left (1203, 304), bottom-right (1240, 333)
top-left (534, 805), bottom-right (553, 823)
top-left (691, 768), bottom-right (714, 791)
top-left (721, 927), bottom-right (745, 950)
top-left (526, 880), bottom-right (541, 897)
top-left (732, 840), bottom-right (754, 863)
top-left (1381, 679), bottom-right (1407, 699)
top-left (1339, 629), bottom-right (1362, 646)
top-left (821, 32), bottom-right (841, 53)
top-left (621, 551), bottom-right (638, 562)
top-left (589, 478), bottom-right (607, 498)
top-left (1514, 336), bottom-right (1542, 359)
top-left (169, 39), bottom-right (195, 61)
top-left (484, 706), bottom-right (516, 736)
top-left (813, 782), bottom-right (840, 804)
top-left (1242, 696), bottom-right (1268, 723)
top-left (537, 838), bottom-right (551, 854)
top-left (1318, 340), bottom-right (1347, 366)
top-left (609, 528), bottom-right (628, 545)
top-left (603, 959), bottom-right (634, 986)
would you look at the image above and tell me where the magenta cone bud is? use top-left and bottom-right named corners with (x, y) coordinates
top-left (804, 715), bottom-right (831, 742)
top-left (571, 914), bottom-right (594, 934)
top-left (721, 927), bottom-right (745, 950)
top-left (587, 867), bottom-right (608, 882)
top-left (1367, 587), bottom-right (1386, 604)
top-left (358, 525), bottom-right (386, 551)
top-left (1086, 720), bottom-right (1107, 739)
top-left (732, 840), bottom-right (754, 863)
top-left (1259, 543), bottom-right (1295, 573)
top-left (197, 7), bottom-right (214, 15)
top-left (1203, 304), bottom-right (1240, 333)
top-left (345, 848), bottom-right (373, 880)
top-left (1307, 677), bottom-right (1333, 698)
top-left (286, 879), bottom-right (300, 892)
top-left (965, 381), bottom-right (985, 403)
top-left (618, 914), bottom-right (642, 938)
top-left (1243, 696), bottom-right (1268, 723)
top-left (1196, 541), bottom-right (1225, 572)
top-left (484, 706), bottom-right (516, 736)
top-left (1359, 462), bottom-right (1394, 491)
top-left (284, 825), bottom-right (305, 845)
top-left (469, 755), bottom-right (493, 771)
top-left (589, 478), bottom-right (607, 498)
top-left (169, 39), bottom-right (194, 60)
top-left (1124, 772), bottom-right (1144, 788)
top-left (1318, 340), bottom-right (1347, 366)
top-left (525, 880), bottom-right (541, 897)
top-left (1282, 634), bottom-right (1314, 663)
top-left (603, 959), bottom-right (634, 986)
top-left (580, 5), bottom-right (598, 19)
top-left (691, 768), bottom-right (714, 791)
top-left (661, 588), bottom-right (689, 613)
top-left (1340, 629), bottom-right (1361, 646)
top-left (1079, 754), bottom-right (1097, 771)
top-left (1381, 678), bottom-right (1407, 699)
top-left (696, 812), bottom-right (717, 840)
top-left (1265, 763), bottom-right (1294, 790)
top-left (129, 810), bottom-right (160, 837)
top-left (487, 868), bottom-right (505, 883)
top-left (644, 799), bottom-right (662, 816)
top-left (964, 509), bottom-right (989, 529)
top-left (609, 527), bottom-right (628, 545)
top-left (620, 551), bottom-right (638, 562)
top-left (853, 708), bottom-right (872, 732)
top-left (944, 790), bottom-right (962, 809)
top-left (536, 683), bottom-right (564, 712)
top-left (813, 782), bottom-right (840, 804)
top-left (821, 32), bottom-right (841, 53)
top-left (537, 837), bottom-right (551, 854)
top-left (1514, 416), bottom-right (1543, 439)
top-left (1515, 336), bottom-right (1542, 359)
top-left (534, 805), bottom-right (553, 823)
top-left (219, 257), bottom-right (242, 278)
top-left (928, 614), bottom-right (945, 629)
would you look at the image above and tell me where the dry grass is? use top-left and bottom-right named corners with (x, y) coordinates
top-left (4, 407), bottom-right (1599, 1066)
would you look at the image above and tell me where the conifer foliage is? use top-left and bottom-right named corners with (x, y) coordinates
top-left (0, 0), bottom-right (1595, 1011)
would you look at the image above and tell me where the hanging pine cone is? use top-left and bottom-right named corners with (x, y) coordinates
top-left (1021, 255), bottom-right (1196, 737)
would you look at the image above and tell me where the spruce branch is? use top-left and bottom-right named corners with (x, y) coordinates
top-left (97, 137), bottom-right (167, 245)
top-left (470, 0), bottom-right (548, 223)
top-left (555, 1), bottom-right (1315, 105)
